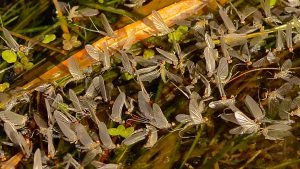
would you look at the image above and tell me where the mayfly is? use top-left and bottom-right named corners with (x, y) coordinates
top-left (82, 147), bottom-right (102, 167)
top-left (85, 42), bottom-right (111, 71)
top-left (176, 92), bottom-right (205, 127)
top-left (72, 122), bottom-right (100, 150)
top-left (33, 149), bottom-right (42, 169)
top-left (0, 110), bottom-right (27, 129)
top-left (228, 105), bottom-right (260, 134)
top-left (209, 97), bottom-right (236, 109)
top-left (53, 110), bottom-right (78, 143)
top-left (260, 0), bottom-right (282, 24)
top-left (69, 89), bottom-right (88, 117)
top-left (290, 95), bottom-right (300, 117)
top-left (4, 122), bottom-right (31, 157)
top-left (63, 153), bottom-right (83, 169)
top-left (125, 0), bottom-right (147, 8)
top-left (267, 82), bottom-right (294, 116)
top-left (286, 22), bottom-right (294, 52)
top-left (84, 75), bottom-right (111, 102)
top-left (203, 46), bottom-right (217, 77)
top-left (276, 30), bottom-right (285, 52)
top-left (91, 161), bottom-right (119, 169)
top-left (218, 4), bottom-right (236, 33)
top-left (215, 57), bottom-right (232, 99)
top-left (111, 91), bottom-right (126, 123)
top-left (65, 5), bottom-right (99, 21)
top-left (116, 49), bottom-right (134, 74)
top-left (97, 121), bottom-right (116, 149)
top-left (229, 44), bottom-right (252, 65)
top-left (229, 2), bottom-right (257, 24)
top-left (273, 59), bottom-right (300, 86)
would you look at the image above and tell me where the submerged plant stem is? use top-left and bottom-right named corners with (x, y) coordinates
top-left (179, 124), bottom-right (204, 169)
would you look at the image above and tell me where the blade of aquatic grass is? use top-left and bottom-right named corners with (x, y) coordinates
top-left (179, 124), bottom-right (204, 169)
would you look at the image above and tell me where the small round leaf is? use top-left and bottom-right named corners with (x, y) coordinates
top-left (42, 34), bottom-right (56, 44)
top-left (2, 50), bottom-right (17, 63)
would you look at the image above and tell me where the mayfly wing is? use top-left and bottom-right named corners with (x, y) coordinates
top-left (72, 123), bottom-right (94, 148)
top-left (189, 96), bottom-right (204, 124)
top-left (241, 43), bottom-right (251, 63)
top-left (46, 128), bottom-right (56, 158)
top-left (85, 76), bottom-right (100, 98)
top-left (82, 147), bottom-right (102, 167)
top-left (78, 8), bottom-right (99, 17)
top-left (277, 82), bottom-right (293, 96)
top-left (175, 114), bottom-right (191, 124)
top-left (278, 97), bottom-right (292, 120)
top-left (138, 91), bottom-right (153, 120)
top-left (244, 95), bottom-right (264, 121)
top-left (33, 113), bottom-right (48, 129)
top-left (68, 57), bottom-right (85, 80)
top-left (85, 44), bottom-right (101, 61)
top-left (204, 47), bottom-right (216, 77)
top-left (111, 92), bottom-right (126, 123)
top-left (218, 5), bottom-right (236, 33)
top-left (53, 110), bottom-right (77, 142)
top-left (118, 50), bottom-right (134, 74)
top-left (151, 10), bottom-right (172, 35)
top-left (233, 108), bottom-right (259, 134)
top-left (152, 103), bottom-right (170, 129)
top-left (144, 125), bottom-right (158, 148)
top-left (4, 122), bottom-right (31, 156)
top-left (240, 6), bottom-right (257, 23)
top-left (252, 56), bottom-right (268, 68)
top-left (2, 27), bottom-right (19, 51)
top-left (101, 42), bottom-right (111, 71)
top-left (139, 69), bottom-right (160, 82)
top-left (98, 75), bottom-right (108, 102)
top-left (286, 22), bottom-right (293, 51)
top-left (97, 121), bottom-right (116, 149)
top-left (136, 65), bottom-right (159, 75)
top-left (122, 129), bottom-right (148, 146)
top-left (45, 98), bottom-right (54, 125)
top-left (69, 89), bottom-right (83, 112)
top-left (291, 95), bottom-right (300, 109)
top-left (166, 70), bottom-right (183, 83)
top-left (204, 33), bottom-right (215, 49)
top-left (208, 98), bottom-right (235, 109)
top-left (217, 57), bottom-right (229, 81)
top-left (156, 48), bottom-right (178, 65)
top-left (263, 124), bottom-right (292, 140)
top-left (281, 59), bottom-right (292, 71)
top-left (229, 126), bottom-right (246, 134)
top-left (276, 30), bottom-right (285, 51)
top-left (106, 82), bottom-right (114, 102)
top-left (33, 149), bottom-right (42, 169)
top-left (220, 113), bottom-right (239, 124)
top-left (0, 110), bottom-right (27, 128)
top-left (100, 13), bottom-right (116, 38)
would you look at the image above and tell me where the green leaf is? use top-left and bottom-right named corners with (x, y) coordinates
top-left (120, 127), bottom-right (134, 138)
top-left (2, 50), bottom-right (17, 63)
top-left (108, 128), bottom-right (120, 136)
top-left (42, 34), bottom-right (56, 44)
top-left (269, 0), bottom-right (277, 7)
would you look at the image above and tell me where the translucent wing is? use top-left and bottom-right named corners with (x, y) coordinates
top-left (205, 33), bottom-right (215, 48)
top-left (144, 125), bottom-right (158, 148)
top-left (97, 121), bottom-right (116, 149)
top-left (291, 95), bottom-right (300, 109)
top-left (220, 113), bottom-right (239, 124)
top-left (136, 65), bottom-right (159, 74)
top-left (204, 47), bottom-right (216, 77)
top-left (208, 98), bottom-right (235, 109)
top-left (189, 97), bottom-right (204, 125)
top-left (286, 22), bottom-right (293, 51)
top-left (138, 91), bottom-right (154, 120)
top-left (100, 13), bottom-right (116, 37)
top-left (98, 75), bottom-right (108, 102)
top-left (73, 123), bottom-right (94, 148)
top-left (101, 42), bottom-right (111, 71)
top-left (175, 114), bottom-right (191, 124)
top-left (85, 44), bottom-right (100, 61)
top-left (82, 147), bottom-right (102, 167)
top-left (78, 8), bottom-right (99, 17)
top-left (166, 70), bottom-right (183, 83)
top-left (217, 57), bottom-right (229, 81)
top-left (262, 124), bottom-right (292, 140)
top-left (2, 27), bottom-right (19, 51)
top-left (218, 5), bottom-right (236, 33)
top-left (111, 92), bottom-right (126, 123)
top-left (281, 59), bottom-right (292, 71)
top-left (85, 76), bottom-right (101, 98)
top-left (252, 56), bottom-right (268, 68)
top-left (152, 103), bottom-right (170, 129)
top-left (68, 57), bottom-right (85, 80)
top-left (151, 10), bottom-right (172, 35)
top-left (0, 110), bottom-right (27, 128)
top-left (33, 113), bottom-right (48, 129)
top-left (139, 69), bottom-right (160, 82)
top-left (53, 111), bottom-right (77, 142)
top-left (122, 129), bottom-right (148, 146)
top-left (33, 149), bottom-right (42, 169)
top-left (278, 97), bottom-right (292, 120)
top-left (244, 95), bottom-right (264, 121)
top-left (118, 50), bottom-right (134, 74)
top-left (69, 89), bottom-right (83, 112)
top-left (156, 48), bottom-right (178, 65)
top-left (276, 30), bottom-right (285, 51)
top-left (234, 109), bottom-right (259, 134)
